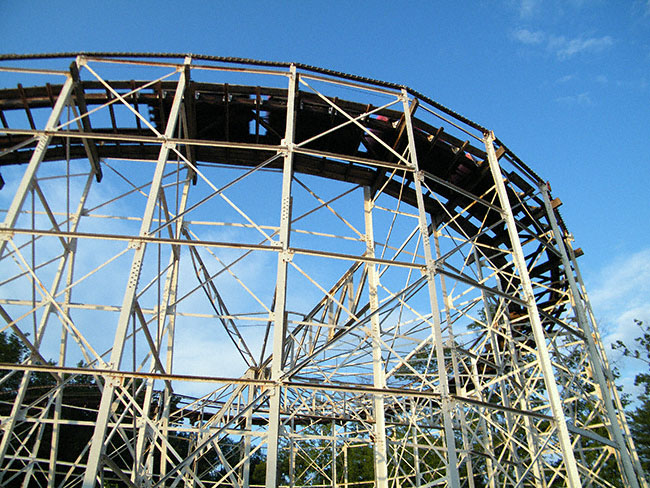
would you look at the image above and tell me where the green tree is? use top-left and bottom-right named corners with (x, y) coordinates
top-left (612, 319), bottom-right (650, 473)
top-left (274, 422), bottom-right (374, 487)
top-left (0, 330), bottom-right (29, 392)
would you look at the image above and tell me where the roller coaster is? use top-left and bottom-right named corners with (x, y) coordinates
top-left (0, 53), bottom-right (645, 488)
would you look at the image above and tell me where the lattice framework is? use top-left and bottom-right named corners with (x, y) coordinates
top-left (0, 54), bottom-right (646, 488)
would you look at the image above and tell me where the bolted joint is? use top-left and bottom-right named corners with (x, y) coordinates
top-left (281, 249), bottom-right (294, 262)
top-left (107, 374), bottom-right (123, 389)
top-left (522, 290), bottom-right (536, 305)
top-left (482, 130), bottom-right (496, 144)
top-left (66, 238), bottom-right (78, 253)
top-left (438, 394), bottom-right (454, 409)
top-left (280, 140), bottom-right (295, 153)
top-left (425, 261), bottom-right (438, 275)
top-left (128, 238), bottom-right (143, 250)
top-left (278, 139), bottom-right (291, 156)
top-left (0, 226), bottom-right (13, 242)
top-left (15, 408), bottom-right (27, 422)
top-left (161, 138), bottom-right (176, 149)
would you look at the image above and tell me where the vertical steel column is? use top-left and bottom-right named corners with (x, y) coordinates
top-left (343, 441), bottom-right (348, 488)
top-left (541, 185), bottom-right (643, 488)
top-left (472, 249), bottom-right (523, 486)
top-left (242, 382), bottom-right (254, 488)
top-left (433, 230), bottom-right (476, 487)
top-left (492, 278), bottom-right (547, 487)
top-left (82, 60), bottom-right (189, 488)
top-left (265, 64), bottom-right (298, 488)
top-left (0, 76), bottom-right (75, 258)
top-left (289, 421), bottom-right (296, 488)
top-left (411, 403), bottom-right (422, 487)
top-left (469, 359), bottom-right (496, 488)
top-left (331, 420), bottom-right (337, 488)
top-left (483, 131), bottom-right (582, 488)
top-left (160, 179), bottom-right (191, 483)
top-left (48, 172), bottom-right (95, 487)
top-left (363, 186), bottom-right (389, 488)
top-left (133, 177), bottom-right (192, 485)
top-left (401, 90), bottom-right (461, 487)
top-left (566, 241), bottom-right (649, 488)
top-left (0, 75), bottom-right (76, 480)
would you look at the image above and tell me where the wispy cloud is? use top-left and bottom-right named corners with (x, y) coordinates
top-left (616, 78), bottom-right (649, 90)
top-left (513, 28), bottom-right (545, 45)
top-left (550, 35), bottom-right (614, 59)
top-left (587, 247), bottom-right (650, 399)
top-left (511, 28), bottom-right (614, 59)
top-left (555, 92), bottom-right (593, 105)
top-left (511, 0), bottom-right (608, 18)
top-left (593, 74), bottom-right (647, 92)
top-left (588, 247), bottom-right (650, 345)
top-left (516, 0), bottom-right (542, 18)
top-left (556, 74), bottom-right (576, 83)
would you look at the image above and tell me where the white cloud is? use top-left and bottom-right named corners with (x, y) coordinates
top-left (549, 35), bottom-right (614, 59)
top-left (513, 28), bottom-right (546, 45)
top-left (511, 28), bottom-right (614, 60)
top-left (510, 0), bottom-right (608, 18)
top-left (588, 248), bottom-right (650, 313)
top-left (615, 78), bottom-right (649, 90)
top-left (516, 0), bottom-right (542, 18)
top-left (556, 74), bottom-right (576, 83)
top-left (555, 92), bottom-right (593, 105)
top-left (586, 248), bottom-right (650, 399)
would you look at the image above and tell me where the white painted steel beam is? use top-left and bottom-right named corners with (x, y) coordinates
top-left (364, 186), bottom-right (389, 488)
top-left (484, 131), bottom-right (582, 488)
top-left (402, 90), bottom-right (461, 488)
top-left (82, 59), bottom-right (190, 488)
top-left (265, 64), bottom-right (298, 488)
top-left (541, 184), bottom-right (646, 488)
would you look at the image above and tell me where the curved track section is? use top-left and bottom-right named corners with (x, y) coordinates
top-left (0, 54), bottom-right (644, 488)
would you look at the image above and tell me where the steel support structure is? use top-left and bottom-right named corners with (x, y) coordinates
top-left (364, 186), bottom-right (390, 488)
top-left (402, 90), bottom-right (461, 488)
top-left (265, 64), bottom-right (298, 488)
top-left (484, 131), bottom-right (582, 488)
top-left (540, 185), bottom-right (644, 488)
top-left (0, 53), bottom-right (645, 488)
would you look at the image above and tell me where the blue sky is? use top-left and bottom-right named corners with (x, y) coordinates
top-left (1, 0), bottom-right (649, 380)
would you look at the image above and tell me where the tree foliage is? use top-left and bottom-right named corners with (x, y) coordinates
top-left (0, 331), bottom-right (271, 486)
top-left (612, 319), bottom-right (650, 473)
top-left (0, 330), bottom-right (29, 392)
top-left (3, 316), bottom-right (647, 486)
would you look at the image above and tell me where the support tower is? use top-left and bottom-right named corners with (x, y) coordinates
top-left (0, 54), bottom-right (645, 488)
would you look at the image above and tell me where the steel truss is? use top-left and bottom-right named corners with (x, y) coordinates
top-left (0, 54), bottom-right (646, 488)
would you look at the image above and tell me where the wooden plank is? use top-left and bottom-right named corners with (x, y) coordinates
top-left (69, 62), bottom-right (102, 181)
top-left (17, 84), bottom-right (36, 129)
